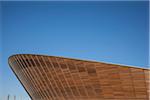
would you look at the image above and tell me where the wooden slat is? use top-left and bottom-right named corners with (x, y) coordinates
top-left (8, 54), bottom-right (150, 100)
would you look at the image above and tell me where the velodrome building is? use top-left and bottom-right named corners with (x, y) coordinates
top-left (8, 54), bottom-right (150, 100)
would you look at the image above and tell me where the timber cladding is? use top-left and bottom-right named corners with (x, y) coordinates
top-left (8, 54), bottom-right (150, 100)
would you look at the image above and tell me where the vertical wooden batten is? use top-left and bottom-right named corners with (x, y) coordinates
top-left (8, 54), bottom-right (150, 100)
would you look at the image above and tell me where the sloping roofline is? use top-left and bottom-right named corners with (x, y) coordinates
top-left (8, 54), bottom-right (149, 70)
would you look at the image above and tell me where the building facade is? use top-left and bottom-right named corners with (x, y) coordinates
top-left (8, 54), bottom-right (150, 100)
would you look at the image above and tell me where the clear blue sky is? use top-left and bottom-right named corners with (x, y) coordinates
top-left (1, 1), bottom-right (149, 99)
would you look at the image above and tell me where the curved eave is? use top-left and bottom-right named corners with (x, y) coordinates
top-left (8, 54), bottom-right (150, 70)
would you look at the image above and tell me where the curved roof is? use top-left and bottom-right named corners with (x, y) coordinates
top-left (8, 54), bottom-right (150, 100)
top-left (8, 54), bottom-right (149, 70)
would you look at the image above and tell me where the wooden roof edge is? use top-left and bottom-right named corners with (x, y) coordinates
top-left (8, 53), bottom-right (150, 70)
